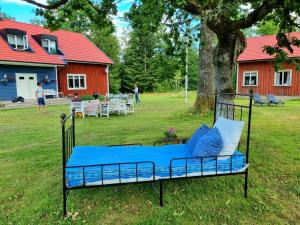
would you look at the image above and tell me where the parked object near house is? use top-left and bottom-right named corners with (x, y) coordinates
top-left (253, 94), bottom-right (268, 106)
top-left (100, 103), bottom-right (109, 118)
top-left (70, 101), bottom-right (86, 118)
top-left (126, 98), bottom-right (135, 113)
top-left (0, 20), bottom-right (113, 101)
top-left (85, 101), bottom-right (99, 117)
top-left (109, 99), bottom-right (127, 115)
top-left (267, 94), bottom-right (285, 106)
top-left (44, 89), bottom-right (58, 99)
top-left (237, 32), bottom-right (300, 97)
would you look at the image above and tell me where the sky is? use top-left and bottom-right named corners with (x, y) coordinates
top-left (0, 0), bottom-right (132, 37)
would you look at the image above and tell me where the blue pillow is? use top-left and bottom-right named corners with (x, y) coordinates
top-left (186, 125), bottom-right (210, 151)
top-left (192, 127), bottom-right (223, 158)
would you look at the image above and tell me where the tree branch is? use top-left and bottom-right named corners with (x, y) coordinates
top-left (184, 0), bottom-right (202, 16)
top-left (235, 0), bottom-right (278, 29)
top-left (21, 0), bottom-right (69, 9)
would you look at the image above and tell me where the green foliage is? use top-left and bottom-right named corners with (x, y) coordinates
top-left (120, 0), bottom-right (165, 92)
top-left (80, 95), bottom-right (105, 101)
top-left (257, 20), bottom-right (279, 36)
top-left (174, 70), bottom-right (183, 91)
top-left (90, 26), bottom-right (121, 93)
top-left (98, 95), bottom-right (105, 101)
top-left (120, 0), bottom-right (199, 93)
top-left (263, 34), bottom-right (300, 71)
top-left (80, 95), bottom-right (94, 101)
top-left (36, 0), bottom-right (117, 33)
top-left (154, 80), bottom-right (174, 92)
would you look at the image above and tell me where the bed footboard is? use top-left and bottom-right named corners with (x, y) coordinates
top-left (66, 160), bottom-right (156, 188)
top-left (169, 154), bottom-right (247, 179)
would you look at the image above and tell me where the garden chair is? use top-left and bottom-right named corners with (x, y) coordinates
top-left (100, 103), bottom-right (109, 118)
top-left (70, 101), bottom-right (86, 118)
top-left (126, 98), bottom-right (134, 113)
top-left (109, 100), bottom-right (127, 115)
top-left (85, 101), bottom-right (99, 117)
top-left (253, 94), bottom-right (267, 106)
top-left (267, 94), bottom-right (285, 106)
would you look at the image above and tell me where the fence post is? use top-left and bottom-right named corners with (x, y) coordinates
top-left (60, 113), bottom-right (67, 216)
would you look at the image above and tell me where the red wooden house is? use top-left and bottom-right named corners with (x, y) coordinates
top-left (237, 32), bottom-right (300, 96)
top-left (0, 20), bottom-right (113, 100)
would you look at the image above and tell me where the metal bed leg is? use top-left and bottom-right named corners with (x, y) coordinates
top-left (63, 188), bottom-right (67, 216)
top-left (244, 170), bottom-right (248, 198)
top-left (160, 180), bottom-right (163, 207)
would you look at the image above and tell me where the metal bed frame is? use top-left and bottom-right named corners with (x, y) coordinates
top-left (60, 90), bottom-right (253, 216)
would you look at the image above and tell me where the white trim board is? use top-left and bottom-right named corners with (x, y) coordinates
top-left (0, 61), bottom-right (61, 67)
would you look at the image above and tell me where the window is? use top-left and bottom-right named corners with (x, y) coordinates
top-left (42, 39), bottom-right (57, 53)
top-left (67, 74), bottom-right (86, 90)
top-left (243, 71), bottom-right (258, 86)
top-left (275, 70), bottom-right (292, 86)
top-left (7, 34), bottom-right (28, 50)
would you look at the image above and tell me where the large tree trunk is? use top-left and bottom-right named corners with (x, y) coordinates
top-left (213, 29), bottom-right (246, 118)
top-left (214, 30), bottom-right (246, 94)
top-left (193, 21), bottom-right (215, 114)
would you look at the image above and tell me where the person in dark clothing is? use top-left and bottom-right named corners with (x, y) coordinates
top-left (72, 93), bottom-right (82, 102)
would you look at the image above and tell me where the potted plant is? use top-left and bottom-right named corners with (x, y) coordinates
top-left (164, 128), bottom-right (178, 142)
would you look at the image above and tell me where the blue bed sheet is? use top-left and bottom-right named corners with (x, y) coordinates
top-left (66, 144), bottom-right (246, 188)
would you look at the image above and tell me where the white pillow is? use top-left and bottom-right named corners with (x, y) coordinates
top-left (213, 117), bottom-right (244, 156)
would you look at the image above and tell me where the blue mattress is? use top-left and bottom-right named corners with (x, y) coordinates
top-left (66, 144), bottom-right (247, 188)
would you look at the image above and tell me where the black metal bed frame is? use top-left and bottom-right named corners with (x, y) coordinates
top-left (60, 90), bottom-right (253, 216)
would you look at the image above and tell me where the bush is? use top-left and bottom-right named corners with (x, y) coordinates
top-left (80, 95), bottom-right (94, 101)
top-left (80, 95), bottom-right (106, 101)
top-left (154, 80), bottom-right (173, 92)
top-left (98, 95), bottom-right (105, 101)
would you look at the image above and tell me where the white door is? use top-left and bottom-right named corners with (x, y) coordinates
top-left (16, 73), bottom-right (37, 99)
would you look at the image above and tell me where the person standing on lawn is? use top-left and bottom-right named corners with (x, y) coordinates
top-left (134, 84), bottom-right (141, 104)
top-left (36, 82), bottom-right (46, 113)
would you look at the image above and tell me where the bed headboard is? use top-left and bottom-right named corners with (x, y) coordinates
top-left (60, 108), bottom-right (75, 166)
top-left (213, 90), bottom-right (254, 163)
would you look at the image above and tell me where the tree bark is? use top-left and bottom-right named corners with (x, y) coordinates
top-left (212, 28), bottom-right (246, 118)
top-left (193, 20), bottom-right (215, 114)
top-left (213, 29), bottom-right (246, 94)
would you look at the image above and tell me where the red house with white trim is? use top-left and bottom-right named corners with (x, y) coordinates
top-left (237, 32), bottom-right (300, 96)
top-left (0, 20), bottom-right (113, 101)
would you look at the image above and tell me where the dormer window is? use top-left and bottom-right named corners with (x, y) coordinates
top-left (7, 34), bottom-right (28, 50)
top-left (42, 39), bottom-right (57, 53)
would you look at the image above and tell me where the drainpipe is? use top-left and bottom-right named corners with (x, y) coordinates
top-left (105, 65), bottom-right (110, 96)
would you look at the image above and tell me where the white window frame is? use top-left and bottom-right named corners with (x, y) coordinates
top-left (42, 39), bottom-right (57, 53)
top-left (7, 34), bottom-right (28, 50)
top-left (274, 70), bottom-right (292, 86)
top-left (67, 74), bottom-right (87, 90)
top-left (243, 71), bottom-right (258, 86)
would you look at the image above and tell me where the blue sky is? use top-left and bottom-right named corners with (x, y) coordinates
top-left (0, 0), bottom-right (132, 30)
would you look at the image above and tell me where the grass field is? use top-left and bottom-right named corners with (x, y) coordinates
top-left (0, 93), bottom-right (299, 225)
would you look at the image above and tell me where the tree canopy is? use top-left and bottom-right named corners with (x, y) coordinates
top-left (19, 0), bottom-right (300, 105)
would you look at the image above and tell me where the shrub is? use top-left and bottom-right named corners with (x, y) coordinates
top-left (80, 95), bottom-right (94, 101)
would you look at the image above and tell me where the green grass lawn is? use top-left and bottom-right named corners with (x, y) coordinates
top-left (0, 93), bottom-right (299, 225)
